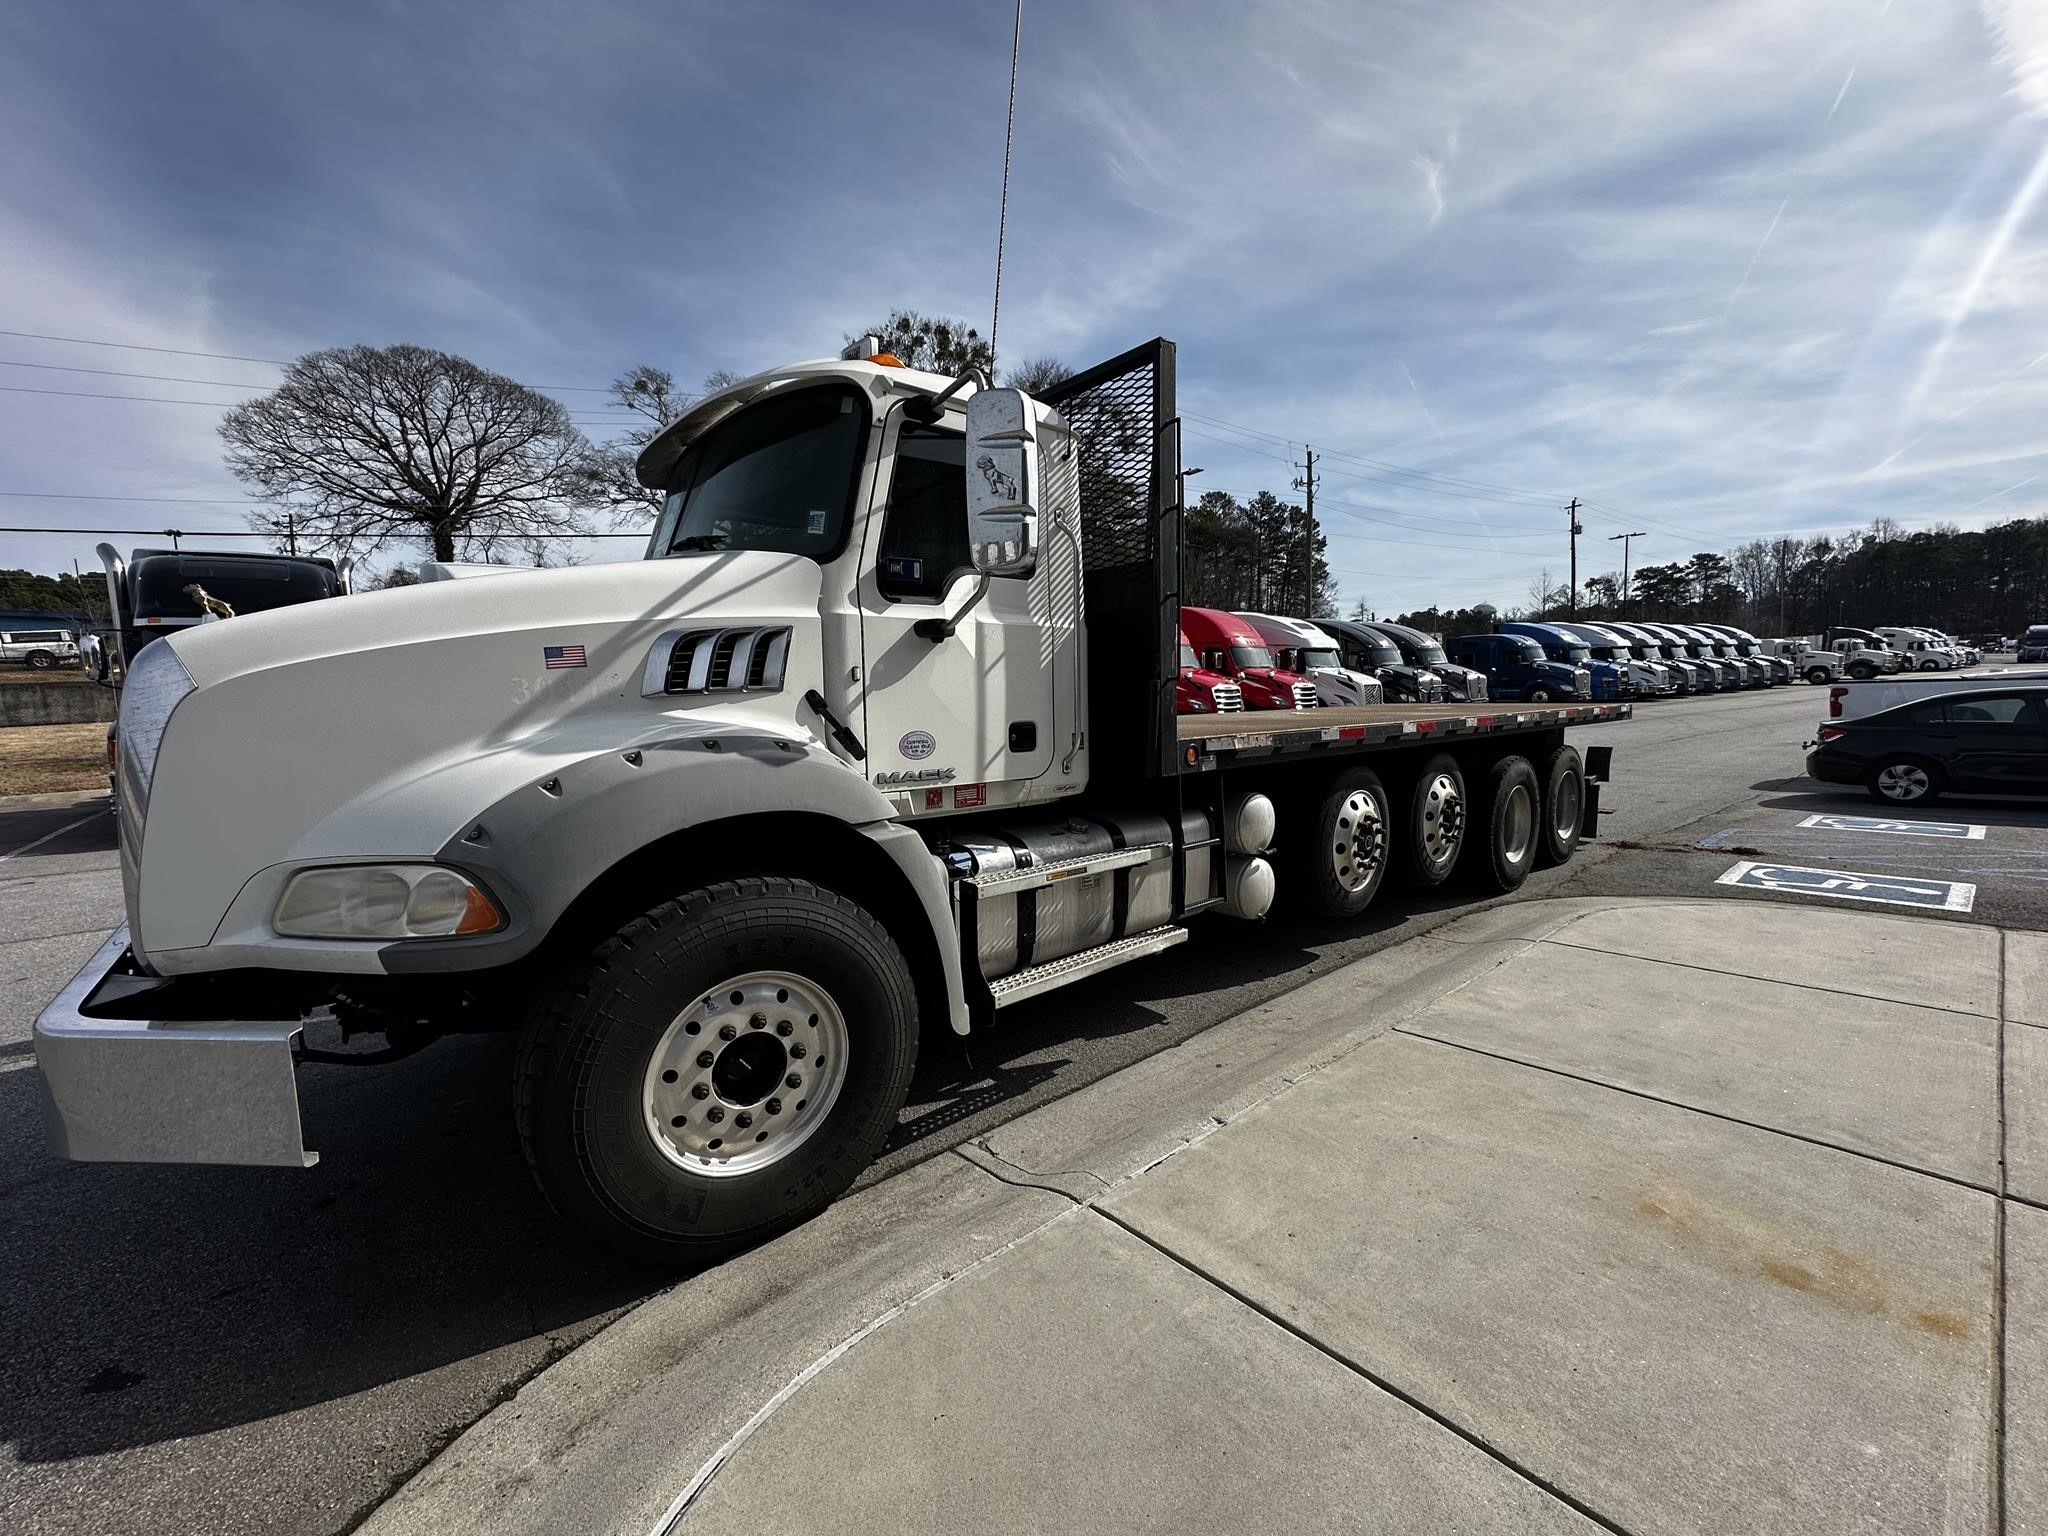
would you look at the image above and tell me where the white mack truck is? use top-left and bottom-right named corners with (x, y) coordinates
top-left (35, 338), bottom-right (1627, 1260)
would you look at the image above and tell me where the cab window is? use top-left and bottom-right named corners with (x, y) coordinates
top-left (877, 424), bottom-right (970, 601)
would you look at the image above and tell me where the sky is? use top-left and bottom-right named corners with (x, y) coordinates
top-left (2, 0), bottom-right (2047, 619)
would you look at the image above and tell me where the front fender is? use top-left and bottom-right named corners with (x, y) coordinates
top-left (381, 721), bottom-right (897, 972)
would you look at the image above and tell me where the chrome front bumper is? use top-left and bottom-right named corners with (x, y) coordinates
top-left (34, 927), bottom-right (317, 1168)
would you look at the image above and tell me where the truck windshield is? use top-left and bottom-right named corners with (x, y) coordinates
top-left (1559, 645), bottom-right (1591, 663)
top-left (1295, 646), bottom-right (1341, 670)
top-left (655, 384), bottom-right (867, 560)
top-left (1232, 644), bottom-right (1275, 669)
top-left (1513, 638), bottom-right (1547, 663)
top-left (1179, 643), bottom-right (1200, 669)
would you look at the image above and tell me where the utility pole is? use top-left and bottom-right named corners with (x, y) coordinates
top-left (1609, 530), bottom-right (1647, 616)
top-left (1565, 498), bottom-right (1582, 615)
top-left (285, 510), bottom-right (297, 556)
top-left (1292, 447), bottom-right (1319, 617)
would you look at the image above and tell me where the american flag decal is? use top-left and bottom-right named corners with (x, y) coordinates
top-left (543, 644), bottom-right (587, 669)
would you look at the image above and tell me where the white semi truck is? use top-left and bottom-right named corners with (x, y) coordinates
top-left (35, 339), bottom-right (1628, 1261)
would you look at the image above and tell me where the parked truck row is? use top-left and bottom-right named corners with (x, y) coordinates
top-left (36, 337), bottom-right (1631, 1261)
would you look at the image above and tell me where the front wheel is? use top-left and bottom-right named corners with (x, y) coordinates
top-left (1804, 667), bottom-right (1831, 685)
top-left (24, 650), bottom-right (55, 670)
top-left (1868, 759), bottom-right (1941, 807)
top-left (1920, 659), bottom-right (1941, 672)
top-left (1525, 686), bottom-right (1553, 704)
top-left (1848, 663), bottom-right (1876, 681)
top-left (516, 877), bottom-right (919, 1263)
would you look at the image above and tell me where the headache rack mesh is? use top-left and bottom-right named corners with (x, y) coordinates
top-left (1042, 339), bottom-right (1180, 779)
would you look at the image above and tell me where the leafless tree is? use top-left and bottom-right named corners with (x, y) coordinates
top-left (220, 345), bottom-right (597, 563)
top-left (573, 365), bottom-right (743, 527)
top-left (1003, 354), bottom-right (1072, 393)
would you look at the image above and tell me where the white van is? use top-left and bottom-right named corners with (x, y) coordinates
top-left (0, 628), bottom-right (80, 669)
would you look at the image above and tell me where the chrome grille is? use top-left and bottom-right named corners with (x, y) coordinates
top-left (641, 627), bottom-right (792, 697)
top-left (1210, 682), bottom-right (1244, 712)
top-left (1290, 681), bottom-right (1318, 710)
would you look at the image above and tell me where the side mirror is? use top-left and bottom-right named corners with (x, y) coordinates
top-left (963, 388), bottom-right (1039, 576)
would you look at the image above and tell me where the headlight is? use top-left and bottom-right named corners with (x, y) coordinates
top-left (117, 638), bottom-right (194, 813)
top-left (273, 865), bottom-right (505, 940)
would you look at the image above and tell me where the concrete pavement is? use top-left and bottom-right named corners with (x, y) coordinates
top-left (362, 896), bottom-right (2038, 1536)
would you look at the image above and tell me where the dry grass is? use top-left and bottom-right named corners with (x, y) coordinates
top-left (0, 723), bottom-right (109, 797)
top-left (0, 666), bottom-right (94, 686)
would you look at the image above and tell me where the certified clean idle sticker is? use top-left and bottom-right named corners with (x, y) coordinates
top-left (897, 730), bottom-right (936, 761)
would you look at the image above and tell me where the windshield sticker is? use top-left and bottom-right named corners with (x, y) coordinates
top-left (806, 509), bottom-right (827, 535)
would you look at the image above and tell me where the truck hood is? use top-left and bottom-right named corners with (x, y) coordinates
top-left (165, 552), bottom-right (813, 689)
top-left (135, 551), bottom-right (835, 958)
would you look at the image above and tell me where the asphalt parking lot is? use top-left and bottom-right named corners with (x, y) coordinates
top-left (3, 673), bottom-right (2044, 1534)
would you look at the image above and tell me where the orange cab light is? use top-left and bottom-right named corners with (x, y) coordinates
top-left (866, 353), bottom-right (906, 367)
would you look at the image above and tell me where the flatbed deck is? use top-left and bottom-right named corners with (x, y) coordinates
top-left (1177, 701), bottom-right (1631, 769)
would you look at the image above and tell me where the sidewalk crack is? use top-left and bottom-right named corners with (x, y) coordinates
top-left (1089, 1205), bottom-right (1636, 1536)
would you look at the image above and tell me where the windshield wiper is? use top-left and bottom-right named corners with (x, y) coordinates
top-left (674, 534), bottom-right (728, 552)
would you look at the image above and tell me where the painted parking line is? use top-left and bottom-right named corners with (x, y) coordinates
top-left (1716, 860), bottom-right (1977, 912)
top-left (1795, 813), bottom-right (1986, 840)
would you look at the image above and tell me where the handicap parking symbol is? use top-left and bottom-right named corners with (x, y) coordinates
top-left (1796, 813), bottom-right (1985, 841)
top-left (1717, 860), bottom-right (1976, 912)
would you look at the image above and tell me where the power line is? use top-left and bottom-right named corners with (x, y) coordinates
top-left (0, 329), bottom-right (287, 364)
top-left (0, 328), bottom-right (635, 393)
top-left (0, 523), bottom-right (648, 538)
top-left (0, 359), bottom-right (275, 390)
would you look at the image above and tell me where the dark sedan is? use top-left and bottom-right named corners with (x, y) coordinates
top-left (1806, 687), bottom-right (2048, 806)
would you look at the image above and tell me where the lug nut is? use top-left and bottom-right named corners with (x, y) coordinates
top-left (697, 1051), bottom-right (715, 1069)
top-left (705, 1106), bottom-right (725, 1123)
top-left (789, 1043), bottom-right (807, 1060)
top-left (691, 1082), bottom-right (710, 1099)
top-left (776, 1021), bottom-right (794, 1037)
top-left (735, 1112), bottom-right (753, 1129)
top-left (718, 1023), bottom-right (738, 1041)
top-left (766, 1098), bottom-right (782, 1115)
top-left (786, 1073), bottom-right (803, 1089)
top-left (749, 1013), bottom-right (768, 1030)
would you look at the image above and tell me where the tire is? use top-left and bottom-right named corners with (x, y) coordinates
top-left (1804, 667), bottom-right (1831, 685)
top-left (1537, 745), bottom-right (1584, 867)
top-left (1465, 755), bottom-right (1542, 893)
top-left (1920, 659), bottom-right (1940, 672)
top-left (1525, 686), bottom-right (1553, 704)
top-left (1848, 663), bottom-right (1876, 681)
top-left (24, 650), bottom-right (54, 670)
top-left (1867, 758), bottom-right (1941, 807)
top-left (1297, 765), bottom-right (1392, 918)
top-left (1397, 752), bottom-right (1468, 889)
top-left (516, 877), bottom-right (919, 1263)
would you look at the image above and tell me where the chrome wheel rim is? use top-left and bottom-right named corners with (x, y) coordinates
top-left (1503, 783), bottom-right (1535, 865)
top-left (642, 970), bottom-right (850, 1178)
top-left (1552, 768), bottom-right (1581, 843)
top-left (1331, 788), bottom-right (1386, 894)
top-left (1421, 774), bottom-right (1464, 864)
top-left (1876, 764), bottom-right (1929, 801)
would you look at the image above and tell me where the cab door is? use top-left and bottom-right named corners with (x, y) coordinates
top-left (855, 403), bottom-right (1058, 810)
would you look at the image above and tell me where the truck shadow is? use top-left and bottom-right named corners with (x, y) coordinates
top-left (883, 885), bottom-right (1494, 1167)
top-left (0, 1033), bottom-right (659, 1465)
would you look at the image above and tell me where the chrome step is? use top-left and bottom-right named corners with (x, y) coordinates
top-left (967, 843), bottom-right (1170, 897)
top-left (989, 925), bottom-right (1190, 1009)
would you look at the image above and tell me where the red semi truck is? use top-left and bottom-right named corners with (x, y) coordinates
top-left (1178, 605), bottom-right (1321, 711)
